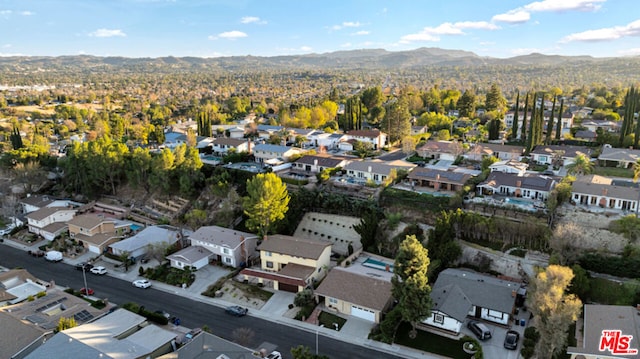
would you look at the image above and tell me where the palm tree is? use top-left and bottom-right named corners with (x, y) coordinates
top-left (566, 153), bottom-right (594, 176)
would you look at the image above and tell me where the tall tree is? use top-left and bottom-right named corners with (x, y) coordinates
top-left (521, 92), bottom-right (530, 144)
top-left (545, 96), bottom-right (557, 144)
top-left (529, 265), bottom-right (582, 358)
top-left (457, 89), bottom-right (476, 118)
top-left (566, 153), bottom-right (594, 176)
top-left (511, 90), bottom-right (520, 140)
top-left (555, 98), bottom-right (564, 140)
top-left (391, 235), bottom-right (432, 338)
top-left (485, 83), bottom-right (506, 113)
top-left (381, 97), bottom-right (411, 145)
top-left (243, 173), bottom-right (290, 237)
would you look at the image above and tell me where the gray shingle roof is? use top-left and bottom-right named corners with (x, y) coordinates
top-left (599, 146), bottom-right (640, 162)
top-left (430, 284), bottom-right (472, 322)
top-left (258, 235), bottom-right (330, 260)
top-left (530, 144), bottom-right (592, 158)
top-left (433, 268), bottom-right (520, 314)
top-left (407, 168), bottom-right (471, 185)
top-left (314, 268), bottom-right (392, 311)
top-left (479, 172), bottom-right (555, 192)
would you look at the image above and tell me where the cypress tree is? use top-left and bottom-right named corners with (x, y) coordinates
top-left (546, 96), bottom-right (556, 144)
top-left (512, 90), bottom-right (520, 141)
top-left (521, 92), bottom-right (530, 144)
top-left (555, 99), bottom-right (564, 141)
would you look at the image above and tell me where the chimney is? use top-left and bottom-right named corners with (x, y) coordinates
top-left (367, 166), bottom-right (372, 173)
top-left (247, 139), bottom-right (251, 153)
top-left (602, 188), bottom-right (608, 196)
top-left (436, 174), bottom-right (440, 180)
top-left (314, 159), bottom-right (318, 166)
top-left (512, 290), bottom-right (517, 298)
top-left (516, 180), bottom-right (522, 187)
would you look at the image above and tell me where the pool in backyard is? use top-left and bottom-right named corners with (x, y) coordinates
top-left (504, 198), bottom-right (533, 206)
top-left (363, 257), bottom-right (394, 272)
top-left (130, 224), bottom-right (143, 231)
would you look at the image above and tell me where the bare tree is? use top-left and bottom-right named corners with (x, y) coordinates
top-left (549, 222), bottom-right (584, 265)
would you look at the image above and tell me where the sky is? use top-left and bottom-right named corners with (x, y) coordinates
top-left (1, 0), bottom-right (639, 58)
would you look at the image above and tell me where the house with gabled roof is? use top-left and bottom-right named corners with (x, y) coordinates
top-left (530, 144), bottom-right (592, 166)
top-left (567, 305), bottom-right (640, 359)
top-left (489, 159), bottom-right (528, 175)
top-left (108, 225), bottom-right (185, 260)
top-left (344, 159), bottom-right (416, 184)
top-left (407, 168), bottom-right (471, 193)
top-left (571, 175), bottom-right (640, 212)
top-left (292, 154), bottom-right (350, 174)
top-left (20, 195), bottom-right (75, 214)
top-left (256, 124), bottom-right (284, 139)
top-left (166, 245), bottom-right (212, 270)
top-left (465, 143), bottom-right (524, 162)
top-left (67, 213), bottom-right (130, 254)
top-left (253, 144), bottom-right (305, 164)
top-left (599, 146), bottom-right (640, 168)
top-left (416, 140), bottom-right (464, 161)
top-left (25, 207), bottom-right (76, 240)
top-left (240, 234), bottom-right (331, 293)
top-left (187, 225), bottom-right (258, 268)
top-left (346, 129), bottom-right (387, 150)
top-left (477, 172), bottom-right (557, 201)
top-left (314, 266), bottom-right (393, 323)
top-left (210, 138), bottom-right (251, 156)
top-left (423, 268), bottom-right (522, 333)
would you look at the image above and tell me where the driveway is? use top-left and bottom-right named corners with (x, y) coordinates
top-left (462, 318), bottom-right (526, 359)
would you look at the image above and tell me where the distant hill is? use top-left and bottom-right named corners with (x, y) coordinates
top-left (0, 47), bottom-right (632, 71)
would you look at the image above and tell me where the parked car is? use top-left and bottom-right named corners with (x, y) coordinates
top-left (76, 262), bottom-right (94, 271)
top-left (80, 287), bottom-right (94, 296)
top-left (28, 250), bottom-right (45, 257)
top-left (44, 251), bottom-right (63, 262)
top-left (504, 330), bottom-right (520, 350)
top-left (132, 279), bottom-right (151, 289)
top-left (266, 351), bottom-right (282, 359)
top-left (90, 266), bottom-right (107, 275)
top-left (467, 320), bottom-right (492, 341)
top-left (225, 305), bottom-right (248, 317)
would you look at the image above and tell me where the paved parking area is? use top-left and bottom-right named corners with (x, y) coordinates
top-left (461, 314), bottom-right (530, 359)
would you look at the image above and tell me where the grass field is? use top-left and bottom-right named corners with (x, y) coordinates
top-left (394, 323), bottom-right (474, 359)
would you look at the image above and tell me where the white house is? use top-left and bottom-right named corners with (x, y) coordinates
top-left (530, 145), bottom-right (592, 166)
top-left (292, 155), bottom-right (350, 174)
top-left (345, 129), bottom-right (387, 150)
top-left (108, 225), bottom-right (185, 260)
top-left (253, 144), bottom-right (305, 164)
top-left (571, 175), bottom-right (640, 212)
top-left (211, 138), bottom-right (251, 156)
top-left (489, 159), bottom-right (528, 175)
top-left (343, 159), bottom-right (417, 184)
top-left (188, 226), bottom-right (258, 268)
top-left (477, 172), bottom-right (557, 201)
top-left (166, 246), bottom-right (212, 270)
top-left (25, 207), bottom-right (76, 240)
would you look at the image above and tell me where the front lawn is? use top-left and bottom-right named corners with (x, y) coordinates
top-left (593, 166), bottom-right (633, 178)
top-left (318, 311), bottom-right (346, 330)
top-left (394, 323), bottom-right (474, 359)
top-left (143, 263), bottom-right (195, 287)
top-left (230, 280), bottom-right (274, 302)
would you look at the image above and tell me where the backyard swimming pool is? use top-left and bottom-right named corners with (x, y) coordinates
top-left (505, 198), bottom-right (533, 206)
top-left (130, 224), bottom-right (143, 231)
top-left (363, 257), bottom-right (394, 272)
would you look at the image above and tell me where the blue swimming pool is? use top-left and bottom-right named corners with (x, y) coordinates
top-left (505, 198), bottom-right (533, 206)
top-left (363, 258), bottom-right (394, 272)
top-left (130, 224), bottom-right (143, 231)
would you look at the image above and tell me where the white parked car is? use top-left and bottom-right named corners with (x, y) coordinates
top-left (132, 279), bottom-right (151, 289)
top-left (90, 266), bottom-right (107, 275)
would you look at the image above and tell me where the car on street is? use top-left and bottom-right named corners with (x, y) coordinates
top-left (132, 279), bottom-right (151, 288)
top-left (76, 262), bottom-right (94, 271)
top-left (80, 287), bottom-right (94, 296)
top-left (225, 305), bottom-right (248, 317)
top-left (503, 330), bottom-right (520, 350)
top-left (90, 266), bottom-right (107, 275)
top-left (266, 351), bottom-right (282, 359)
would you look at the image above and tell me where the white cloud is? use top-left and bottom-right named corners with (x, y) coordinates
top-left (510, 47), bottom-right (541, 55)
top-left (300, 46), bottom-right (312, 52)
top-left (479, 41), bottom-right (496, 46)
top-left (618, 48), bottom-right (640, 56)
top-left (492, 9), bottom-right (531, 24)
top-left (352, 30), bottom-right (369, 36)
top-left (524, 0), bottom-right (605, 12)
top-left (211, 30), bottom-right (248, 40)
top-left (340, 42), bottom-right (352, 48)
top-left (561, 19), bottom-right (640, 42)
top-left (20, 11), bottom-right (33, 16)
top-left (331, 21), bottom-right (362, 31)
top-left (2, 44), bottom-right (11, 48)
top-left (0, 10), bottom-right (12, 15)
top-left (89, 29), bottom-right (126, 38)
top-left (400, 21), bottom-right (499, 43)
top-left (241, 16), bottom-right (266, 24)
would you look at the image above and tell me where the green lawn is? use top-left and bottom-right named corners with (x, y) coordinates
top-left (588, 277), bottom-right (640, 305)
top-left (318, 311), bottom-right (346, 330)
top-left (394, 323), bottom-right (475, 359)
top-left (593, 166), bottom-right (633, 178)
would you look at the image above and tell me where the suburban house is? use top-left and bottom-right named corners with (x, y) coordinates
top-left (186, 225), bottom-right (258, 268)
top-left (210, 138), bottom-right (251, 156)
top-left (256, 124), bottom-right (284, 140)
top-left (571, 175), bottom-right (640, 212)
top-left (108, 225), bottom-right (185, 260)
top-left (166, 331), bottom-right (255, 359)
top-left (25, 207), bottom-right (77, 240)
top-left (411, 125), bottom-right (428, 135)
top-left (23, 309), bottom-right (176, 359)
top-left (67, 213), bottom-right (130, 254)
top-left (314, 266), bottom-right (393, 323)
top-left (344, 159), bottom-right (416, 184)
top-left (345, 129), bottom-right (387, 150)
top-left (423, 269), bottom-right (522, 333)
top-left (529, 145), bottom-right (592, 166)
top-left (574, 130), bottom-right (597, 142)
top-left (0, 269), bottom-right (48, 306)
top-left (0, 285), bottom-right (113, 359)
top-left (489, 159), bottom-right (528, 175)
top-left (253, 144), bottom-right (305, 164)
top-left (505, 111), bottom-right (574, 139)
top-left (239, 234), bottom-right (331, 292)
top-left (465, 143), bottom-right (524, 162)
top-left (581, 119), bottom-right (619, 133)
top-left (20, 195), bottom-right (75, 214)
top-left (504, 111), bottom-right (532, 139)
top-left (293, 212), bottom-right (362, 256)
top-left (162, 131), bottom-right (188, 149)
top-left (477, 172), bottom-right (557, 201)
top-left (307, 131), bottom-right (347, 151)
top-left (292, 154), bottom-right (350, 174)
top-left (166, 246), bottom-right (212, 270)
top-left (416, 140), bottom-right (464, 161)
top-left (598, 146), bottom-right (640, 168)
top-left (407, 168), bottom-right (471, 193)
top-left (567, 305), bottom-right (640, 359)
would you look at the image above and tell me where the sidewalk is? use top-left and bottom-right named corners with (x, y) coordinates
top-left (2, 238), bottom-right (444, 359)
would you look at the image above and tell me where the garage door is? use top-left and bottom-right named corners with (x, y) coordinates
top-left (278, 282), bottom-right (298, 293)
top-left (351, 305), bottom-right (376, 322)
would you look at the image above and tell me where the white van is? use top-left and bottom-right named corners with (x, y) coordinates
top-left (45, 251), bottom-right (63, 262)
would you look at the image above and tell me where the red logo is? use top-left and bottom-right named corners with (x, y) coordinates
top-left (599, 330), bottom-right (638, 355)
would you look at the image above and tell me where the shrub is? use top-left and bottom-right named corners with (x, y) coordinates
top-left (36, 291), bottom-right (46, 298)
top-left (524, 326), bottom-right (540, 341)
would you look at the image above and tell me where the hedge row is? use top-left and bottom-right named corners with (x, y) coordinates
top-left (579, 253), bottom-right (640, 279)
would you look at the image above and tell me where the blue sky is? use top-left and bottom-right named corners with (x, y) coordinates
top-left (1, 0), bottom-right (639, 58)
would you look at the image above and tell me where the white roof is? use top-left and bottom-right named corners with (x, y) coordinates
top-left (109, 225), bottom-right (182, 253)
